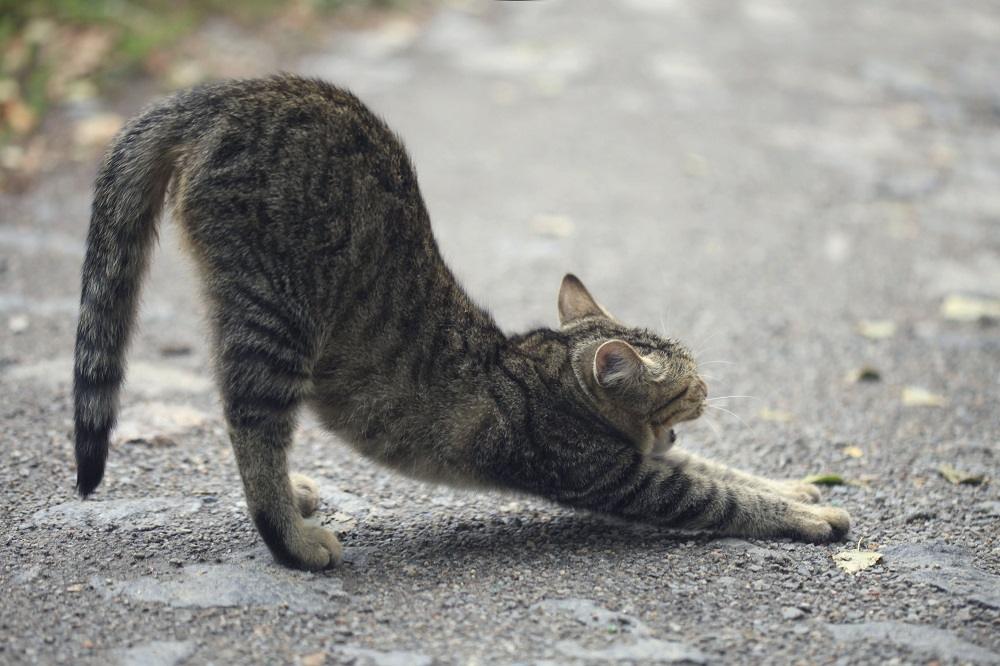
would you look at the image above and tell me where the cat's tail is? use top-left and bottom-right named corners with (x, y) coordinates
top-left (73, 101), bottom-right (188, 497)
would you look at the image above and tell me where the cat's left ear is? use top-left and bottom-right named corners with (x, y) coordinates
top-left (558, 274), bottom-right (613, 326)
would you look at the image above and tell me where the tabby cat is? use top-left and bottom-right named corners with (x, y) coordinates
top-left (74, 75), bottom-right (849, 570)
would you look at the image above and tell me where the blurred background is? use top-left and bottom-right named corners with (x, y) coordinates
top-left (1, 1), bottom-right (998, 664)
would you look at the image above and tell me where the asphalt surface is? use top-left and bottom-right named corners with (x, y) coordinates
top-left (2, 1), bottom-right (999, 664)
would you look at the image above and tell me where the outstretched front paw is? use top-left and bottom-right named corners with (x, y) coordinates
top-left (770, 480), bottom-right (822, 504)
top-left (785, 504), bottom-right (851, 543)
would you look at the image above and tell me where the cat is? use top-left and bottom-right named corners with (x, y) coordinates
top-left (73, 75), bottom-right (849, 570)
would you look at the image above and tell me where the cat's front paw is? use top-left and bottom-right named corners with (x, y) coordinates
top-left (771, 480), bottom-right (822, 503)
top-left (785, 504), bottom-right (851, 543)
top-left (290, 473), bottom-right (320, 517)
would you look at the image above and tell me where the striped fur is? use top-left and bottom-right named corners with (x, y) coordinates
top-left (74, 75), bottom-right (849, 570)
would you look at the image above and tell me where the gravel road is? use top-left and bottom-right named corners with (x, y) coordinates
top-left (1, 1), bottom-right (998, 664)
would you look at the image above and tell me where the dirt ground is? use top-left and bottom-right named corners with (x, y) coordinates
top-left (1, 1), bottom-right (998, 664)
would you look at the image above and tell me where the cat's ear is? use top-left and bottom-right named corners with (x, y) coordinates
top-left (558, 274), bottom-right (612, 326)
top-left (593, 340), bottom-right (644, 388)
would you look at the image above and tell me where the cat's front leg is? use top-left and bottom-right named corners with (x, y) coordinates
top-left (664, 448), bottom-right (822, 504)
top-left (557, 450), bottom-right (850, 543)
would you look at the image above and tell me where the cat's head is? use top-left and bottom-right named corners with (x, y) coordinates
top-left (556, 274), bottom-right (707, 455)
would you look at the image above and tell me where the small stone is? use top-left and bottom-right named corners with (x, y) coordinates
top-left (300, 652), bottom-right (327, 666)
top-left (159, 344), bottom-right (193, 357)
top-left (846, 366), bottom-right (881, 383)
top-left (781, 606), bottom-right (806, 620)
top-left (8, 314), bottom-right (29, 333)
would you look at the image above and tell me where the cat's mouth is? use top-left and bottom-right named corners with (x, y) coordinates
top-left (651, 387), bottom-right (705, 428)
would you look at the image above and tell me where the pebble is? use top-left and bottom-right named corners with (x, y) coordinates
top-left (781, 607), bottom-right (806, 621)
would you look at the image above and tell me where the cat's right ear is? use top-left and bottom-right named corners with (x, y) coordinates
top-left (593, 340), bottom-right (644, 388)
top-left (558, 274), bottom-right (612, 326)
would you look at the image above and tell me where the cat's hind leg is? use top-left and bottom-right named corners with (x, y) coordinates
top-left (213, 304), bottom-right (341, 571)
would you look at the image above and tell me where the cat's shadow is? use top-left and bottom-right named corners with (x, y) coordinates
top-left (337, 511), bottom-right (723, 574)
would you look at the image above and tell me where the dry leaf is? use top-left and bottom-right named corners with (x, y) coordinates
top-left (683, 152), bottom-right (710, 178)
top-left (74, 113), bottom-right (124, 149)
top-left (901, 386), bottom-right (947, 407)
top-left (833, 549), bottom-right (882, 574)
top-left (938, 465), bottom-right (986, 486)
top-left (530, 213), bottom-right (574, 238)
top-left (5, 99), bottom-right (37, 134)
top-left (857, 320), bottom-right (896, 340)
top-left (802, 473), bottom-right (845, 486)
top-left (759, 407), bottom-right (793, 422)
top-left (940, 294), bottom-right (1000, 323)
top-left (841, 445), bottom-right (864, 459)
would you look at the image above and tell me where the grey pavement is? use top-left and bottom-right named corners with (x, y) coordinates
top-left (2, 0), bottom-right (999, 664)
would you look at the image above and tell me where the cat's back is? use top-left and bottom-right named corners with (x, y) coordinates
top-left (174, 75), bottom-right (422, 232)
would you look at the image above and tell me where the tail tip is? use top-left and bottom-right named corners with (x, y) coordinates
top-left (75, 465), bottom-right (104, 498)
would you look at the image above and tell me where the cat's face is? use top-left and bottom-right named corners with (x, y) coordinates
top-left (557, 274), bottom-right (707, 455)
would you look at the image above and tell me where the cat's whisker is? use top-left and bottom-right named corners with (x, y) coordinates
top-left (706, 395), bottom-right (757, 402)
top-left (707, 404), bottom-right (758, 442)
top-left (697, 360), bottom-right (735, 367)
top-left (691, 331), bottom-right (720, 358)
top-left (700, 413), bottom-right (724, 443)
top-left (658, 310), bottom-right (669, 338)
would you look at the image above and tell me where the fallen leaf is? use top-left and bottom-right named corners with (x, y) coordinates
top-left (841, 445), bottom-right (864, 459)
top-left (901, 386), bottom-right (947, 407)
top-left (74, 113), bottom-right (124, 149)
top-left (759, 407), bottom-right (793, 422)
top-left (802, 473), bottom-right (845, 486)
top-left (940, 294), bottom-right (1000, 323)
top-left (300, 652), bottom-right (327, 666)
top-left (833, 549), bottom-right (882, 574)
top-left (938, 465), bottom-right (986, 486)
top-left (0, 78), bottom-right (18, 103)
top-left (530, 213), bottom-right (574, 238)
top-left (5, 99), bottom-right (37, 134)
top-left (857, 320), bottom-right (896, 340)
top-left (846, 366), bottom-right (881, 383)
top-left (683, 152), bottom-right (710, 178)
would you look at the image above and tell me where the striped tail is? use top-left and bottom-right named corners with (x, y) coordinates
top-left (73, 103), bottom-right (183, 496)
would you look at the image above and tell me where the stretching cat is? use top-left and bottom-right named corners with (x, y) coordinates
top-left (74, 75), bottom-right (849, 570)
